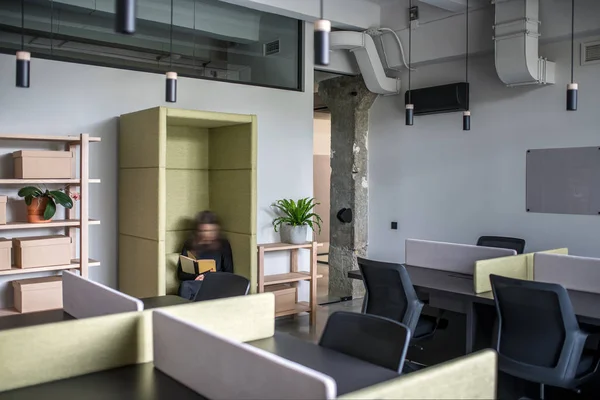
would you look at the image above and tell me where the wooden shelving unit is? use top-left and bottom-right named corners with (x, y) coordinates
top-left (0, 133), bottom-right (100, 315)
top-left (257, 242), bottom-right (322, 325)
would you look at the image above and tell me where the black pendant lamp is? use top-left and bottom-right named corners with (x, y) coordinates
top-left (165, 0), bottom-right (177, 103)
top-left (16, 0), bottom-right (30, 88)
top-left (405, 0), bottom-right (414, 126)
top-left (567, 0), bottom-right (577, 111)
top-left (463, 0), bottom-right (471, 131)
top-left (116, 0), bottom-right (136, 34)
top-left (314, 0), bottom-right (331, 66)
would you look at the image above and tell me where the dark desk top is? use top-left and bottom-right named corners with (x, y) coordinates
top-left (349, 266), bottom-right (600, 322)
top-left (248, 332), bottom-right (399, 395)
top-left (0, 309), bottom-right (74, 331)
top-left (0, 363), bottom-right (207, 400)
top-left (140, 295), bottom-right (191, 309)
top-left (0, 296), bottom-right (190, 332)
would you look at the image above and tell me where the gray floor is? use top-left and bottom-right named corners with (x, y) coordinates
top-left (274, 301), bottom-right (599, 400)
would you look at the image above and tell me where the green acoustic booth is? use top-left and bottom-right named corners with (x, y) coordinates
top-left (118, 107), bottom-right (257, 297)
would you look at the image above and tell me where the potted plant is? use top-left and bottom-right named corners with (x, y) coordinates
top-left (17, 186), bottom-right (76, 223)
top-left (272, 197), bottom-right (323, 244)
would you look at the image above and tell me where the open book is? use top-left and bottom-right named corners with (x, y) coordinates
top-left (179, 252), bottom-right (217, 275)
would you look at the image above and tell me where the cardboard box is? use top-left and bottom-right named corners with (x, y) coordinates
top-left (13, 150), bottom-right (73, 179)
top-left (12, 276), bottom-right (63, 313)
top-left (0, 238), bottom-right (11, 271)
top-left (0, 195), bottom-right (6, 225)
top-left (265, 284), bottom-right (297, 314)
top-left (13, 235), bottom-right (72, 269)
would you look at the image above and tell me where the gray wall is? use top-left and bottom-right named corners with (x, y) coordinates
top-left (368, 36), bottom-right (600, 262)
top-left (0, 24), bottom-right (314, 308)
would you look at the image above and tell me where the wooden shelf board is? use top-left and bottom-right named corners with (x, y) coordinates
top-left (0, 219), bottom-right (100, 230)
top-left (275, 302), bottom-right (311, 317)
top-left (0, 134), bottom-right (101, 143)
top-left (264, 272), bottom-right (323, 286)
top-left (0, 179), bottom-right (100, 184)
top-left (0, 259), bottom-right (100, 276)
top-left (0, 307), bottom-right (19, 317)
top-left (258, 242), bottom-right (324, 252)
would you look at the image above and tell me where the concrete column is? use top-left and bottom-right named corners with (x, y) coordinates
top-left (319, 75), bottom-right (377, 299)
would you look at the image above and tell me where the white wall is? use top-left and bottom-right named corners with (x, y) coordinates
top-left (368, 36), bottom-right (600, 263)
top-left (0, 24), bottom-right (314, 307)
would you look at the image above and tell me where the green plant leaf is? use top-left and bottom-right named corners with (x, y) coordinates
top-left (43, 198), bottom-right (57, 220)
top-left (49, 190), bottom-right (74, 209)
top-left (18, 186), bottom-right (42, 198)
top-left (272, 197), bottom-right (322, 230)
top-left (24, 195), bottom-right (33, 206)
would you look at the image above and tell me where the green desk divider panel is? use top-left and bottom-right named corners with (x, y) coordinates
top-left (119, 107), bottom-right (257, 297)
top-left (474, 248), bottom-right (568, 294)
top-left (0, 294), bottom-right (275, 392)
top-left (340, 350), bottom-right (497, 400)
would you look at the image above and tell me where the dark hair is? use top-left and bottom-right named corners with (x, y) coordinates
top-left (195, 210), bottom-right (219, 226)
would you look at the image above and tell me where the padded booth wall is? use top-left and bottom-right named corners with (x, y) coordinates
top-left (119, 107), bottom-right (257, 297)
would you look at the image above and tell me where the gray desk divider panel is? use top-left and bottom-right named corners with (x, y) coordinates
top-left (153, 310), bottom-right (337, 400)
top-left (63, 271), bottom-right (143, 318)
top-left (534, 253), bottom-right (600, 294)
top-left (526, 146), bottom-right (600, 216)
top-left (405, 239), bottom-right (516, 275)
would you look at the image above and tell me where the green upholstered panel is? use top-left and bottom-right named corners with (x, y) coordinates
top-left (165, 169), bottom-right (209, 231)
top-left (119, 234), bottom-right (164, 297)
top-left (119, 168), bottom-right (161, 241)
top-left (166, 126), bottom-right (209, 170)
top-left (209, 123), bottom-right (254, 170)
top-left (224, 231), bottom-right (257, 293)
top-left (209, 170), bottom-right (253, 235)
top-left (165, 229), bottom-right (192, 255)
top-left (0, 311), bottom-right (153, 393)
top-left (165, 253), bottom-right (180, 295)
top-left (119, 107), bottom-right (164, 168)
top-left (166, 108), bottom-right (253, 128)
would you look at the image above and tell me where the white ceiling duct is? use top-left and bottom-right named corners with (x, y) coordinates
top-left (330, 31), bottom-right (401, 95)
top-left (493, 0), bottom-right (555, 86)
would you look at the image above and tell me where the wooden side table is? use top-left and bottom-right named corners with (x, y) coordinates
top-left (257, 242), bottom-right (322, 325)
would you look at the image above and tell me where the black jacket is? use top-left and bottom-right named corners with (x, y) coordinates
top-left (177, 238), bottom-right (234, 281)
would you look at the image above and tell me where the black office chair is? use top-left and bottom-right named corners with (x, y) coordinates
top-left (357, 257), bottom-right (444, 341)
top-left (193, 272), bottom-right (250, 302)
top-left (490, 275), bottom-right (600, 399)
top-left (477, 236), bottom-right (526, 254)
top-left (319, 311), bottom-right (410, 373)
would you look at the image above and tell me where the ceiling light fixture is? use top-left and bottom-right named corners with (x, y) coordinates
top-left (166, 0), bottom-right (177, 103)
top-left (314, 0), bottom-right (331, 66)
top-left (16, 0), bottom-right (30, 88)
top-left (463, 0), bottom-right (471, 131)
top-left (116, 0), bottom-right (136, 34)
top-left (405, 0), bottom-right (414, 126)
top-left (567, 0), bottom-right (577, 111)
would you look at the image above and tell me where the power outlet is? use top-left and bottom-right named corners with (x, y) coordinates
top-left (391, 221), bottom-right (398, 230)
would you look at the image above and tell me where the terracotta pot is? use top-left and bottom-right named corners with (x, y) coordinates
top-left (27, 197), bottom-right (51, 223)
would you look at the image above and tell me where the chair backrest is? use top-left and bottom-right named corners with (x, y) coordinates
top-left (477, 236), bottom-right (525, 254)
top-left (490, 274), bottom-right (579, 370)
top-left (193, 272), bottom-right (250, 302)
top-left (357, 257), bottom-right (423, 335)
top-left (319, 311), bottom-right (410, 373)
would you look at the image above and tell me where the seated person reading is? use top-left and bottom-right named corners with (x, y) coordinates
top-left (178, 211), bottom-right (233, 300)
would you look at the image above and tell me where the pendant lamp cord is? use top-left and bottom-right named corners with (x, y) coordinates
top-left (170, 0), bottom-right (174, 70)
top-left (465, 0), bottom-right (469, 84)
top-left (570, 0), bottom-right (574, 83)
top-left (20, 0), bottom-right (24, 50)
top-left (193, 0), bottom-right (196, 71)
top-left (50, 0), bottom-right (54, 58)
top-left (408, 0), bottom-right (412, 103)
top-left (320, 0), bottom-right (324, 20)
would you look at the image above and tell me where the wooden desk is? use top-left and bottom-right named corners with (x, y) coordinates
top-left (0, 363), bottom-right (206, 400)
top-left (248, 332), bottom-right (399, 395)
top-left (349, 266), bottom-right (600, 353)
